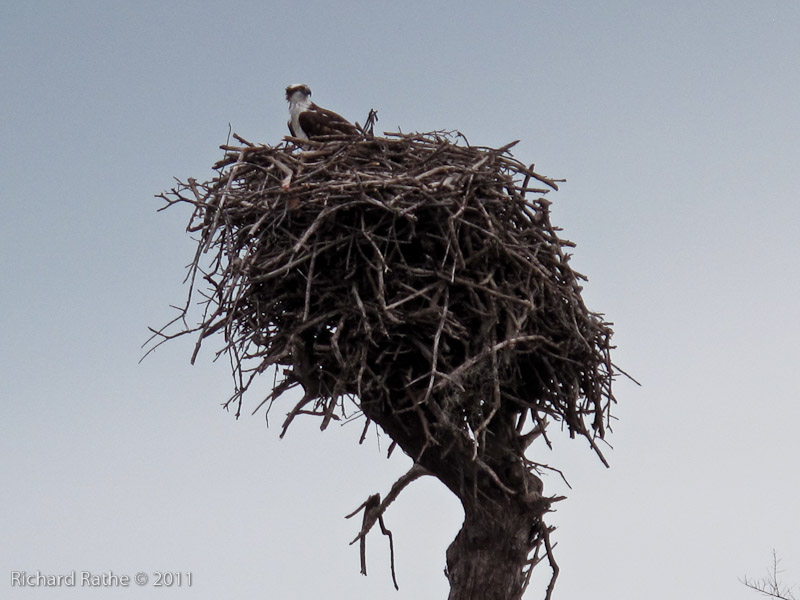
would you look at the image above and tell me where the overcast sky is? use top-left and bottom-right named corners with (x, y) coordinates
top-left (2, 1), bottom-right (799, 599)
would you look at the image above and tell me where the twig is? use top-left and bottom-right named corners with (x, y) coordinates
top-left (345, 464), bottom-right (430, 589)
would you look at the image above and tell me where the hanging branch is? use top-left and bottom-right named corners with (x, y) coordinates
top-left (345, 464), bottom-right (430, 589)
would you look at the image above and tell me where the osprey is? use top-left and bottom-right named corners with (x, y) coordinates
top-left (285, 84), bottom-right (358, 141)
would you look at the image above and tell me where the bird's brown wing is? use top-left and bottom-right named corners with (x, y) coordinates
top-left (299, 104), bottom-right (358, 138)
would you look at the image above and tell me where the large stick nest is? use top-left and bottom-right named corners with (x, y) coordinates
top-left (155, 130), bottom-right (617, 462)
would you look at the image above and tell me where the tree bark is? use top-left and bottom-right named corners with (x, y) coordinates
top-left (445, 500), bottom-right (536, 600)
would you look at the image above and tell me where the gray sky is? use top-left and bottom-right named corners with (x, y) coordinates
top-left (2, 1), bottom-right (798, 598)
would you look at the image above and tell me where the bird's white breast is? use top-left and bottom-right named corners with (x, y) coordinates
top-left (288, 96), bottom-right (312, 140)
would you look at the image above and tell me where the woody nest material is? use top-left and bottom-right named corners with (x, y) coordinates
top-left (152, 129), bottom-right (621, 598)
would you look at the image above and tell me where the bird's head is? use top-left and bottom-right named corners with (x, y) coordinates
top-left (285, 84), bottom-right (312, 103)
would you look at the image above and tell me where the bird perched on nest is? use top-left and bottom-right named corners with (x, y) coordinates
top-left (285, 84), bottom-right (358, 142)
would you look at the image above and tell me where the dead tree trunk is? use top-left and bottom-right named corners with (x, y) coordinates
top-left (444, 411), bottom-right (553, 600)
top-left (446, 502), bottom-right (537, 600)
top-left (361, 396), bottom-right (554, 600)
